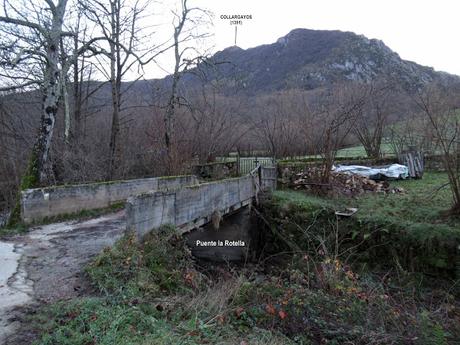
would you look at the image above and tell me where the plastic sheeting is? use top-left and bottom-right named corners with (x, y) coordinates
top-left (333, 164), bottom-right (409, 180)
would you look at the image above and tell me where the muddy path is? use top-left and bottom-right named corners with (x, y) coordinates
top-left (0, 211), bottom-right (126, 345)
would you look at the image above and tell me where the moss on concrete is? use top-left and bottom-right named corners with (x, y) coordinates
top-left (24, 174), bottom-right (195, 192)
top-left (6, 150), bottom-right (40, 228)
top-left (158, 174), bottom-right (193, 180)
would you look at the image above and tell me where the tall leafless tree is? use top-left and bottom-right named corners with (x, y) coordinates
top-left (163, 0), bottom-right (212, 173)
top-left (0, 0), bottom-right (127, 227)
top-left (0, 0), bottom-right (71, 186)
top-left (81, 0), bottom-right (157, 179)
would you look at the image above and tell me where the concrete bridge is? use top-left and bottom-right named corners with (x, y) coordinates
top-left (126, 166), bottom-right (276, 240)
top-left (19, 166), bottom-right (276, 240)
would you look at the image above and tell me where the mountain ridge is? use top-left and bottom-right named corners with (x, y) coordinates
top-left (175, 28), bottom-right (460, 94)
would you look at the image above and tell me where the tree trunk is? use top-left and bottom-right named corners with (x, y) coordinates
top-left (6, 31), bottom-right (62, 226)
top-left (107, 0), bottom-right (121, 180)
top-left (164, 81), bottom-right (177, 172)
top-left (35, 37), bottom-right (62, 185)
top-left (72, 33), bottom-right (83, 143)
top-left (108, 70), bottom-right (120, 180)
top-left (63, 76), bottom-right (71, 144)
top-left (164, 21), bottom-right (183, 174)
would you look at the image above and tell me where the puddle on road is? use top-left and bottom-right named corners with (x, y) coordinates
top-left (0, 242), bottom-right (33, 343)
top-left (0, 242), bottom-right (32, 308)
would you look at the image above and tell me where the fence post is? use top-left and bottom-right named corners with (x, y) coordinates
top-left (237, 151), bottom-right (241, 176)
top-left (258, 164), bottom-right (262, 188)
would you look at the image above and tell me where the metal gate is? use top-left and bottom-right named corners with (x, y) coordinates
top-left (238, 157), bottom-right (275, 175)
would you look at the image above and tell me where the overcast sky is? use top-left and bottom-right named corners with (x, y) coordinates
top-left (149, 0), bottom-right (460, 79)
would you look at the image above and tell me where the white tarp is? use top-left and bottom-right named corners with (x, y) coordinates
top-left (333, 164), bottom-right (409, 180)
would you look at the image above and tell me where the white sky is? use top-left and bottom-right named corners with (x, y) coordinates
top-left (147, 0), bottom-right (460, 79)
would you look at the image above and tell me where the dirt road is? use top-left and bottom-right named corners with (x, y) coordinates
top-left (0, 211), bottom-right (126, 344)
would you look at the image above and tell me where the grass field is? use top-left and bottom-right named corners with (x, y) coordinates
top-left (275, 172), bottom-right (460, 238)
top-left (351, 172), bottom-right (460, 231)
top-left (300, 142), bottom-right (396, 160)
top-left (221, 142), bottom-right (396, 164)
top-left (336, 142), bottom-right (395, 158)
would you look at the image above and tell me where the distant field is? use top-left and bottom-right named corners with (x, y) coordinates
top-left (301, 142), bottom-right (395, 160)
top-left (336, 143), bottom-right (395, 158)
top-left (221, 143), bottom-right (396, 165)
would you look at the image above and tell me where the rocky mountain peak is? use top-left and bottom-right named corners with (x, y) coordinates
top-left (187, 28), bottom-right (460, 94)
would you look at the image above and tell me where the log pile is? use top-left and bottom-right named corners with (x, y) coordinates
top-left (291, 168), bottom-right (405, 196)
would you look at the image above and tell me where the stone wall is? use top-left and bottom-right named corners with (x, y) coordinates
top-left (126, 176), bottom-right (257, 240)
top-left (21, 175), bottom-right (198, 224)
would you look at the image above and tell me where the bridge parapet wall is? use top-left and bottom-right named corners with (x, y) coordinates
top-left (21, 175), bottom-right (198, 224)
top-left (260, 166), bottom-right (277, 191)
top-left (126, 175), bottom-right (257, 240)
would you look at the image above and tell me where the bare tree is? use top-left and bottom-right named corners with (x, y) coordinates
top-left (386, 112), bottom-right (436, 157)
top-left (0, 0), bottom-right (70, 186)
top-left (250, 91), bottom-right (304, 159)
top-left (354, 81), bottom-right (393, 159)
top-left (184, 84), bottom-right (247, 163)
top-left (163, 0), bottom-right (212, 173)
top-left (0, 0), bottom-right (128, 227)
top-left (314, 84), bottom-right (366, 186)
top-left (81, 0), bottom-right (156, 179)
top-left (414, 84), bottom-right (460, 214)
top-left (69, 10), bottom-right (91, 144)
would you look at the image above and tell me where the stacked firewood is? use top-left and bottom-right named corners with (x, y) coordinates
top-left (290, 167), bottom-right (405, 196)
